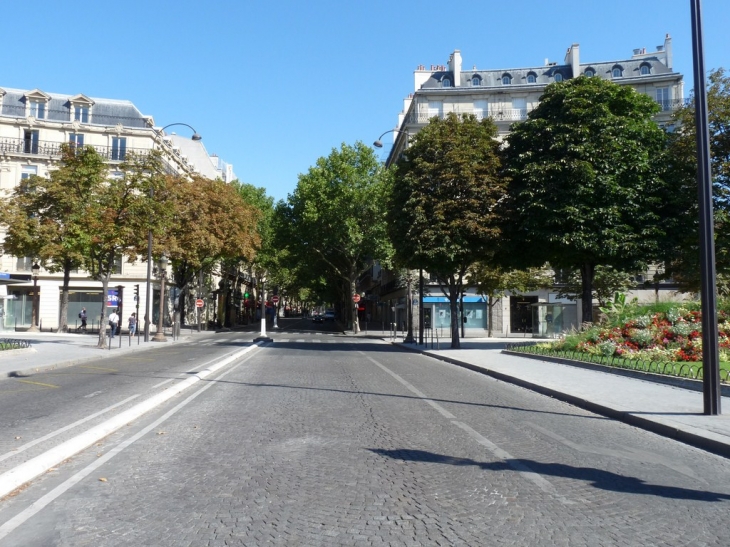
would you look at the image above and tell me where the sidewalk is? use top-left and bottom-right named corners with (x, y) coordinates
top-left (0, 328), bottom-right (213, 378)
top-left (383, 335), bottom-right (730, 459)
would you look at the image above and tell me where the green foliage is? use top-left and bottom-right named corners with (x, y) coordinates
top-left (501, 76), bottom-right (670, 323)
top-left (662, 68), bottom-right (730, 290)
top-left (276, 142), bottom-right (392, 331)
top-left (387, 113), bottom-right (506, 347)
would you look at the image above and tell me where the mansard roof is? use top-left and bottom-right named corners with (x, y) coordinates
top-left (0, 87), bottom-right (151, 128)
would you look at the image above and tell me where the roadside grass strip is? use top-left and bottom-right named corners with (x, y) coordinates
top-left (0, 342), bottom-right (262, 500)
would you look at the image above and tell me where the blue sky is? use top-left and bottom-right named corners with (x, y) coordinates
top-left (3, 1), bottom-right (727, 202)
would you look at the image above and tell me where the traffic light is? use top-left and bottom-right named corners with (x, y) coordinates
top-left (134, 284), bottom-right (140, 301)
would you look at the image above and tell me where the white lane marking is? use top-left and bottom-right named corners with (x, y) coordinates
top-left (0, 346), bottom-right (261, 540)
top-left (83, 391), bottom-right (104, 399)
top-left (152, 379), bottom-right (175, 389)
top-left (296, 339), bottom-right (305, 343)
top-left (359, 352), bottom-right (572, 505)
top-left (0, 395), bottom-right (140, 464)
top-left (0, 344), bottom-right (260, 501)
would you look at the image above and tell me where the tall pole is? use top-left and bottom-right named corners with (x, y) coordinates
top-left (691, 0), bottom-right (721, 415)
top-left (419, 268), bottom-right (424, 345)
top-left (260, 279), bottom-right (267, 338)
top-left (144, 232), bottom-right (152, 341)
top-left (404, 270), bottom-right (415, 343)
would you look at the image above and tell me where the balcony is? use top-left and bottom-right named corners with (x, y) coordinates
top-left (656, 98), bottom-right (692, 112)
top-left (405, 108), bottom-right (529, 125)
top-left (0, 136), bottom-right (148, 161)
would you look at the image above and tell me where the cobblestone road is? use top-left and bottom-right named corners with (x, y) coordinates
top-left (2, 335), bottom-right (729, 546)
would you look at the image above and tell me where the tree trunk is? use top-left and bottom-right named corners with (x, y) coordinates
top-left (58, 263), bottom-right (71, 332)
top-left (487, 295), bottom-right (494, 338)
top-left (350, 277), bottom-right (359, 333)
top-left (449, 290), bottom-right (461, 349)
top-left (580, 263), bottom-right (596, 325)
top-left (97, 272), bottom-right (111, 348)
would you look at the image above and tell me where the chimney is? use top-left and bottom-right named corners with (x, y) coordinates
top-left (664, 33), bottom-right (673, 69)
top-left (564, 43), bottom-right (580, 78)
top-left (448, 50), bottom-right (462, 87)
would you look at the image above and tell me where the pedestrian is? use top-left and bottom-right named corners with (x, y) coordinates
top-left (128, 312), bottom-right (137, 336)
top-left (108, 308), bottom-right (120, 339)
top-left (79, 308), bottom-right (88, 333)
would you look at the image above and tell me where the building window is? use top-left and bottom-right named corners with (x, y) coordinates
top-left (526, 73), bottom-right (537, 83)
top-left (16, 257), bottom-right (34, 271)
top-left (640, 64), bottom-right (651, 75)
top-left (612, 66), bottom-right (623, 78)
top-left (442, 78), bottom-right (451, 88)
top-left (502, 74), bottom-right (512, 85)
top-left (474, 99), bottom-right (488, 119)
top-left (69, 133), bottom-right (84, 147)
top-left (584, 68), bottom-right (595, 77)
top-left (74, 105), bottom-right (89, 123)
top-left (112, 137), bottom-right (127, 161)
top-left (471, 76), bottom-right (481, 86)
top-left (113, 256), bottom-right (123, 275)
top-left (23, 129), bottom-right (39, 154)
top-left (21, 165), bottom-right (37, 181)
top-left (554, 73), bottom-right (563, 82)
top-left (29, 101), bottom-right (46, 119)
top-left (656, 87), bottom-right (670, 111)
top-left (427, 101), bottom-right (443, 118)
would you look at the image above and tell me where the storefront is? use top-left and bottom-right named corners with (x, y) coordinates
top-left (422, 295), bottom-right (487, 334)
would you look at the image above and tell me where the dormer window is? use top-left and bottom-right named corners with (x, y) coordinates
top-left (554, 73), bottom-right (563, 82)
top-left (30, 101), bottom-right (46, 119)
top-left (526, 72), bottom-right (537, 83)
top-left (442, 78), bottom-right (451, 88)
top-left (471, 75), bottom-right (481, 87)
top-left (69, 94), bottom-right (94, 124)
top-left (502, 73), bottom-right (512, 85)
top-left (584, 68), bottom-right (595, 77)
top-left (24, 90), bottom-right (51, 120)
top-left (612, 65), bottom-right (623, 78)
top-left (640, 64), bottom-right (651, 75)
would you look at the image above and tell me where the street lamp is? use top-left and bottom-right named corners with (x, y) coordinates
top-left (145, 123), bottom-right (202, 341)
top-left (152, 254), bottom-right (168, 342)
top-left (160, 123), bottom-right (202, 141)
top-left (373, 129), bottom-right (407, 149)
top-left (28, 263), bottom-right (40, 332)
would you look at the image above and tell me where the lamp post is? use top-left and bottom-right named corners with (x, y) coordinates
top-left (160, 123), bottom-right (202, 141)
top-left (690, 0), bottom-right (721, 415)
top-left (28, 263), bottom-right (40, 332)
top-left (373, 129), bottom-right (407, 149)
top-left (254, 275), bottom-right (273, 343)
top-left (404, 270), bottom-right (415, 343)
top-left (152, 254), bottom-right (168, 342)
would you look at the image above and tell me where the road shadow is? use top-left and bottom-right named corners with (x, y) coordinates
top-left (368, 448), bottom-right (730, 502)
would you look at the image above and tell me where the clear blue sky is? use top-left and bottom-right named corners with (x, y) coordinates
top-left (3, 1), bottom-right (726, 202)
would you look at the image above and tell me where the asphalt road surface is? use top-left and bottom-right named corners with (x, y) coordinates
top-left (0, 329), bottom-right (728, 546)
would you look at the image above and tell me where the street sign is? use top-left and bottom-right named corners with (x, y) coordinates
top-left (352, 294), bottom-right (361, 303)
top-left (195, 299), bottom-right (204, 308)
top-left (272, 295), bottom-right (279, 304)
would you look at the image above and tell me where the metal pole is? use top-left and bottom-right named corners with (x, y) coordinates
top-left (153, 273), bottom-right (167, 342)
top-left (418, 268), bottom-right (424, 345)
top-left (197, 268), bottom-right (203, 332)
top-left (260, 280), bottom-right (267, 337)
top-left (144, 230), bottom-right (152, 342)
top-left (404, 271), bottom-right (415, 343)
top-left (691, 0), bottom-right (721, 415)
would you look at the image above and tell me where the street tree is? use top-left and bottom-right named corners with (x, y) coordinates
top-left (280, 142), bottom-right (392, 332)
top-left (387, 113), bottom-right (506, 348)
top-left (81, 152), bottom-right (168, 348)
top-left (553, 266), bottom-right (634, 308)
top-left (662, 68), bottom-right (730, 291)
top-left (0, 144), bottom-right (107, 332)
top-left (501, 76), bottom-right (668, 324)
top-left (157, 176), bottom-right (260, 327)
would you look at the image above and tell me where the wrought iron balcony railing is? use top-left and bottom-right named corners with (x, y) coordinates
top-left (0, 136), bottom-right (149, 161)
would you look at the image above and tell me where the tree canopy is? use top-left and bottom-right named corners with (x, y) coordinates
top-left (387, 112), bottom-right (506, 347)
top-left (662, 68), bottom-right (730, 292)
top-left (501, 76), bottom-right (668, 323)
top-left (278, 142), bottom-right (392, 331)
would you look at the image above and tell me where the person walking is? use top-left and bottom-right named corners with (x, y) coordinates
top-left (79, 308), bottom-right (88, 333)
top-left (128, 312), bottom-right (137, 337)
top-left (108, 309), bottom-right (120, 340)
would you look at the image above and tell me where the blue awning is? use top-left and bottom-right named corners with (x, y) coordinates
top-left (422, 296), bottom-right (485, 303)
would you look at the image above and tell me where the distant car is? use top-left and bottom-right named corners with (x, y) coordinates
top-left (324, 309), bottom-right (335, 322)
top-left (312, 314), bottom-right (324, 323)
